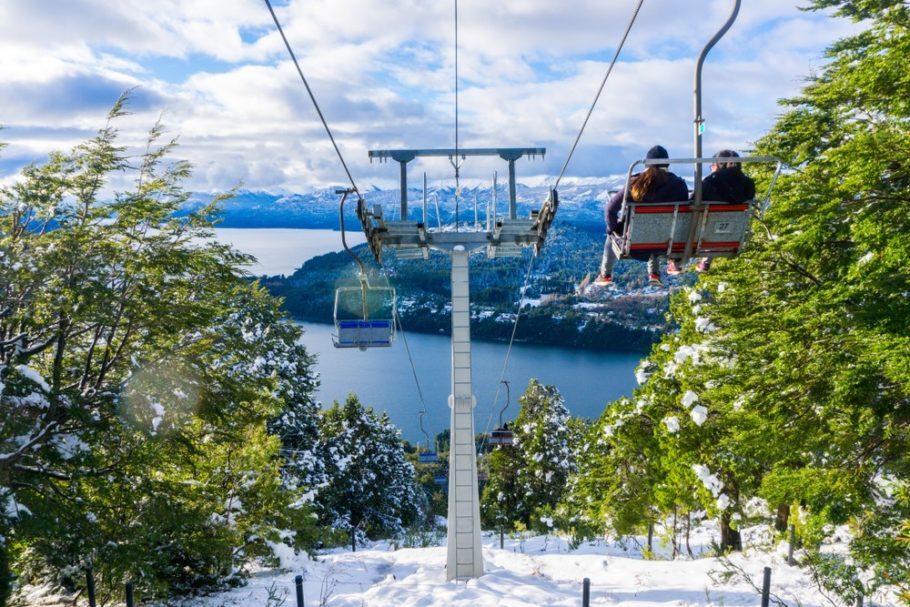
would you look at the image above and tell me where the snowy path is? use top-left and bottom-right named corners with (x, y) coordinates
top-left (182, 530), bottom-right (881, 607)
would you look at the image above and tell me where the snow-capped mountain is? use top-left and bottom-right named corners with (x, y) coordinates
top-left (181, 177), bottom-right (629, 230)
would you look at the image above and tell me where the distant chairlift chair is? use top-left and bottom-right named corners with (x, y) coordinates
top-left (417, 411), bottom-right (438, 464)
top-left (611, 156), bottom-right (782, 267)
top-left (488, 380), bottom-right (515, 447)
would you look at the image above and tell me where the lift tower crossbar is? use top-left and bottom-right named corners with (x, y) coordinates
top-left (369, 148), bottom-right (545, 223)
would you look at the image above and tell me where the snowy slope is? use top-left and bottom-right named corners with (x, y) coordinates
top-left (182, 525), bottom-right (899, 606)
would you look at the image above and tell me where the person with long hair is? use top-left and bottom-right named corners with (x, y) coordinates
top-left (595, 145), bottom-right (689, 286)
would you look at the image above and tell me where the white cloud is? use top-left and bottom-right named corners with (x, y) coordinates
top-left (0, 0), bottom-right (866, 191)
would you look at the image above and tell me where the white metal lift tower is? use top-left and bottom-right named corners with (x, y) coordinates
top-left (357, 147), bottom-right (556, 580)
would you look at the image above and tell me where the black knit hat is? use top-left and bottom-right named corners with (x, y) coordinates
top-left (646, 145), bottom-right (669, 160)
top-left (645, 145), bottom-right (669, 168)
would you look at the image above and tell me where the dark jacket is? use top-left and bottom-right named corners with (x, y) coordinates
top-left (605, 170), bottom-right (689, 234)
top-left (700, 167), bottom-right (756, 203)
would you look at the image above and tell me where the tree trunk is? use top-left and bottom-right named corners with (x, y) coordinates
top-left (774, 504), bottom-right (790, 532)
top-left (672, 507), bottom-right (679, 558)
top-left (647, 523), bottom-right (653, 553)
top-left (720, 512), bottom-right (742, 552)
top-left (0, 539), bottom-right (12, 607)
top-left (685, 512), bottom-right (693, 558)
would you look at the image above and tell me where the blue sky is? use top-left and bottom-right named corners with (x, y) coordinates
top-left (0, 0), bottom-right (860, 193)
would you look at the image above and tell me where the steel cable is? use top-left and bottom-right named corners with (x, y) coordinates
top-left (554, 0), bottom-right (645, 189)
top-left (263, 0), bottom-right (360, 194)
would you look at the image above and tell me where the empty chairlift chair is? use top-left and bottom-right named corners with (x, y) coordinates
top-left (418, 450), bottom-right (438, 465)
top-left (332, 281), bottom-right (396, 350)
top-left (417, 412), bottom-right (438, 464)
top-left (331, 187), bottom-right (397, 350)
top-left (488, 380), bottom-right (515, 447)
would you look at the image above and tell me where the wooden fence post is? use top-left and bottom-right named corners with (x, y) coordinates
top-left (295, 574), bottom-right (305, 607)
top-left (85, 568), bottom-right (96, 607)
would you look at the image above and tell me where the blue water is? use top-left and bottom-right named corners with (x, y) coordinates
top-left (213, 228), bottom-right (364, 276)
top-left (298, 321), bottom-right (642, 444)
top-left (210, 227), bottom-right (644, 443)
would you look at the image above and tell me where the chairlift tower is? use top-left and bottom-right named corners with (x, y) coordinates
top-left (359, 147), bottom-right (555, 580)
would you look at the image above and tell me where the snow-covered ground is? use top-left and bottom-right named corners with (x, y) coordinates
top-left (177, 524), bottom-right (898, 607)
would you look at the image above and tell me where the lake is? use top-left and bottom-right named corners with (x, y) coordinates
top-left (212, 227), bottom-right (644, 444)
top-left (213, 228), bottom-right (365, 276)
top-left (298, 321), bottom-right (642, 445)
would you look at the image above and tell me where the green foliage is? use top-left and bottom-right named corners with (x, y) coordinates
top-left (481, 380), bottom-right (577, 531)
top-left (480, 441), bottom-right (522, 530)
top-left (564, 0), bottom-right (910, 596)
top-left (314, 395), bottom-right (423, 543)
top-left (0, 97), bottom-right (321, 605)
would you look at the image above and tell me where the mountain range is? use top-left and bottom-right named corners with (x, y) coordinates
top-left (182, 177), bottom-right (631, 231)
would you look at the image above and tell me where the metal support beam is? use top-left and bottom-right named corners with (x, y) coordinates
top-left (399, 161), bottom-right (408, 220)
top-left (686, 0), bottom-right (741, 264)
top-left (446, 247), bottom-right (483, 580)
top-left (361, 145), bottom-right (550, 582)
top-left (370, 147), bottom-right (544, 161)
top-left (507, 159), bottom-right (517, 219)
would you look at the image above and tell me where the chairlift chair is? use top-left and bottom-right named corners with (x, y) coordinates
top-left (611, 156), bottom-right (782, 267)
top-left (488, 380), bottom-right (515, 447)
top-left (332, 281), bottom-right (396, 350)
top-left (418, 451), bottom-right (438, 465)
top-left (417, 410), bottom-right (438, 464)
top-left (331, 188), bottom-right (397, 350)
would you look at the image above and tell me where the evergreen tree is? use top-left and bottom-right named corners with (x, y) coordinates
top-left (314, 395), bottom-right (422, 547)
top-left (0, 98), bottom-right (321, 604)
top-left (482, 380), bottom-right (576, 530)
top-left (480, 438), bottom-right (522, 531)
top-left (569, 0), bottom-right (909, 597)
top-left (735, 0), bottom-right (908, 594)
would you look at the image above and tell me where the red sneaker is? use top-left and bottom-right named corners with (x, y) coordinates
top-left (648, 273), bottom-right (662, 286)
top-left (594, 274), bottom-right (613, 286)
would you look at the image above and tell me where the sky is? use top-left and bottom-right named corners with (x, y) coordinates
top-left (0, 0), bottom-right (861, 193)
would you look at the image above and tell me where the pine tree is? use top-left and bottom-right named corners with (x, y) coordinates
top-left (480, 438), bottom-right (522, 531)
top-left (482, 380), bottom-right (576, 531)
top-left (734, 0), bottom-right (909, 593)
top-left (314, 395), bottom-right (422, 547)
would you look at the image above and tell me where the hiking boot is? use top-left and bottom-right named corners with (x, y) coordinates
top-left (648, 273), bottom-right (662, 286)
top-left (666, 260), bottom-right (682, 275)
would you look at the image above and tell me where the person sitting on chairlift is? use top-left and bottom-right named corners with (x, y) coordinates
top-left (673, 149), bottom-right (756, 274)
top-left (596, 145), bottom-right (689, 287)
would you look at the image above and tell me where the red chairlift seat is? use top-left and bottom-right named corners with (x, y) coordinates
top-left (611, 199), bottom-right (754, 263)
top-left (611, 155), bottom-right (782, 266)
